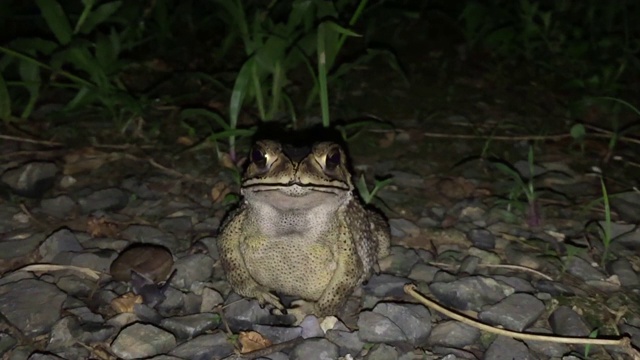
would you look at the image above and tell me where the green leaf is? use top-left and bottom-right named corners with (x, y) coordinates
top-left (180, 108), bottom-right (230, 130)
top-left (0, 73), bottom-right (11, 120)
top-left (18, 61), bottom-right (42, 118)
top-left (35, 0), bottom-right (73, 45)
top-left (8, 38), bottom-right (59, 56)
top-left (324, 21), bottom-right (361, 38)
top-left (80, 1), bottom-right (123, 34)
top-left (570, 123), bottom-right (585, 139)
top-left (65, 86), bottom-right (94, 110)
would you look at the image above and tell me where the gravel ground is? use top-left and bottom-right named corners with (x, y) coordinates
top-left (1, 139), bottom-right (640, 360)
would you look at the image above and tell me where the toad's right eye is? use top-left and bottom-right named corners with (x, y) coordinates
top-left (250, 146), bottom-right (267, 168)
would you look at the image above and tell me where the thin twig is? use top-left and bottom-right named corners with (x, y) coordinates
top-left (428, 261), bottom-right (554, 281)
top-left (0, 134), bottom-right (63, 146)
top-left (18, 264), bottom-right (102, 281)
top-left (404, 284), bottom-right (639, 357)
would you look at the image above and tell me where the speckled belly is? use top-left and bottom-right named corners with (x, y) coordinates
top-left (241, 237), bottom-right (337, 300)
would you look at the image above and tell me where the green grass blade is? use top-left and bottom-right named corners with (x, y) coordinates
top-left (79, 1), bottom-right (123, 34)
top-left (0, 73), bottom-right (11, 121)
top-left (180, 108), bottom-right (230, 130)
top-left (317, 22), bottom-right (330, 127)
top-left (18, 61), bottom-right (41, 118)
top-left (35, 0), bottom-right (73, 45)
top-left (229, 57), bottom-right (255, 155)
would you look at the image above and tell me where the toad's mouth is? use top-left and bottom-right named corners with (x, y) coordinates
top-left (243, 184), bottom-right (349, 210)
top-left (242, 181), bottom-right (350, 195)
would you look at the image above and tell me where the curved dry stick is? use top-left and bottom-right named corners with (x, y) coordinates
top-left (19, 264), bottom-right (102, 281)
top-left (428, 261), bottom-right (554, 281)
top-left (404, 284), bottom-right (640, 358)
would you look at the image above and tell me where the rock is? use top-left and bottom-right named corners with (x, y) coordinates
top-left (160, 313), bottom-right (220, 340)
top-left (484, 336), bottom-right (536, 360)
top-left (379, 246), bottom-right (421, 276)
top-left (78, 188), bottom-right (129, 213)
top-left (427, 321), bottom-right (479, 347)
top-left (111, 323), bottom-right (176, 359)
top-left (39, 195), bottom-right (77, 218)
top-left (0, 332), bottom-right (17, 355)
top-left (408, 263), bottom-right (439, 283)
top-left (0, 233), bottom-right (45, 260)
top-left (523, 327), bottom-right (570, 357)
top-left (610, 192), bottom-right (640, 223)
top-left (358, 311), bottom-right (407, 343)
top-left (467, 228), bottom-right (495, 249)
top-left (369, 303), bottom-right (431, 346)
top-left (1, 161), bottom-right (58, 197)
top-left (325, 329), bottom-right (365, 357)
top-left (548, 306), bottom-right (591, 353)
top-left (389, 219), bottom-right (421, 238)
top-left (159, 216), bottom-right (193, 236)
top-left (429, 276), bottom-right (514, 311)
top-left (47, 316), bottom-right (80, 351)
top-left (362, 274), bottom-right (411, 299)
top-left (564, 256), bottom-right (606, 281)
top-left (478, 293), bottom-right (545, 331)
top-left (252, 324), bottom-right (302, 343)
top-left (39, 228), bottom-right (83, 262)
top-left (169, 333), bottom-right (233, 359)
top-left (493, 276), bottom-right (535, 293)
top-left (172, 254), bottom-right (214, 290)
top-left (365, 343), bottom-right (399, 360)
top-left (200, 287), bottom-right (225, 312)
top-left (607, 258), bottom-right (640, 288)
top-left (0, 279), bottom-right (67, 337)
top-left (222, 294), bottom-right (279, 332)
top-left (533, 280), bottom-right (575, 297)
top-left (290, 338), bottom-right (339, 360)
top-left (120, 225), bottom-right (180, 252)
top-left (457, 255), bottom-right (480, 274)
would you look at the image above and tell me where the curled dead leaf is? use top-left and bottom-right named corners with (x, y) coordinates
top-left (239, 331), bottom-right (272, 354)
top-left (210, 181), bottom-right (231, 204)
top-left (111, 292), bottom-right (143, 313)
top-left (87, 216), bottom-right (120, 238)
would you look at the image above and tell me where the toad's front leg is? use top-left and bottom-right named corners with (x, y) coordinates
top-left (218, 213), bottom-right (285, 312)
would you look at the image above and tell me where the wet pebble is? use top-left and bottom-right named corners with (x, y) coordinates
top-left (111, 323), bottom-right (176, 359)
top-left (289, 338), bottom-right (338, 360)
top-left (78, 187), bottom-right (129, 213)
top-left (429, 276), bottom-right (514, 311)
top-left (0, 279), bottom-right (67, 337)
top-left (1, 161), bottom-right (58, 197)
top-left (478, 293), bottom-right (545, 331)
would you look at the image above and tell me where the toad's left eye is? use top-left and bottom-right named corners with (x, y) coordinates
top-left (325, 149), bottom-right (341, 171)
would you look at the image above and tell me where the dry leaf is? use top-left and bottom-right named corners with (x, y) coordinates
top-left (87, 217), bottom-right (120, 238)
top-left (210, 181), bottom-right (231, 204)
top-left (239, 331), bottom-right (272, 354)
top-left (20, 264), bottom-right (101, 281)
top-left (63, 147), bottom-right (111, 175)
top-left (377, 131), bottom-right (395, 148)
top-left (176, 136), bottom-right (195, 146)
top-left (111, 293), bottom-right (143, 313)
top-left (218, 152), bottom-right (236, 170)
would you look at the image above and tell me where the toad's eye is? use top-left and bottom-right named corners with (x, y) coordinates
top-left (250, 146), bottom-right (267, 168)
top-left (325, 149), bottom-right (341, 171)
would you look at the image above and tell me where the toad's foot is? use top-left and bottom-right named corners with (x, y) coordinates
top-left (273, 299), bottom-right (317, 325)
top-left (255, 291), bottom-right (285, 312)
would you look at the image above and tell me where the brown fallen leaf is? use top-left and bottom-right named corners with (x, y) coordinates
top-left (239, 331), bottom-right (272, 354)
top-left (176, 136), bottom-right (195, 146)
top-left (210, 181), bottom-right (231, 204)
top-left (111, 293), bottom-right (143, 313)
top-left (87, 216), bottom-right (120, 238)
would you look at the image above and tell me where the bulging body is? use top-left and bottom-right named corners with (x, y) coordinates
top-left (217, 140), bottom-right (390, 317)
